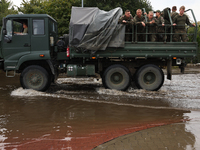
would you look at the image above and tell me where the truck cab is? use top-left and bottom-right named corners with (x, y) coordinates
top-left (0, 14), bottom-right (58, 71)
top-left (0, 14), bottom-right (60, 91)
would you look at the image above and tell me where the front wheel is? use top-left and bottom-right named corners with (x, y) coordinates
top-left (102, 64), bottom-right (131, 91)
top-left (20, 65), bottom-right (51, 91)
top-left (135, 64), bottom-right (164, 91)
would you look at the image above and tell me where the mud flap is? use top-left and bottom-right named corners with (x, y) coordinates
top-left (180, 63), bottom-right (185, 74)
top-left (167, 59), bottom-right (172, 80)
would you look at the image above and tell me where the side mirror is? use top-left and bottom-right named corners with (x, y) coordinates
top-left (2, 18), bottom-right (7, 35)
top-left (4, 35), bottom-right (12, 43)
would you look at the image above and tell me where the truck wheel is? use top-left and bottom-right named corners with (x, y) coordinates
top-left (102, 64), bottom-right (131, 91)
top-left (20, 65), bottom-right (51, 91)
top-left (135, 64), bottom-right (164, 91)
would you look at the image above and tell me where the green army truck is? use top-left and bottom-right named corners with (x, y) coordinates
top-left (0, 7), bottom-right (198, 91)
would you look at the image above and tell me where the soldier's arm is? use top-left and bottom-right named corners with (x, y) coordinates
top-left (133, 17), bottom-right (138, 24)
top-left (186, 16), bottom-right (194, 27)
top-left (126, 16), bottom-right (134, 25)
top-left (150, 18), bottom-right (156, 26)
top-left (141, 17), bottom-right (146, 26)
top-left (118, 16), bottom-right (124, 24)
top-left (129, 18), bottom-right (135, 25)
top-left (155, 18), bottom-right (160, 26)
top-left (161, 17), bottom-right (165, 25)
top-left (172, 16), bottom-right (177, 25)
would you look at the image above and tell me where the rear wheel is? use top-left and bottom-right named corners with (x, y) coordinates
top-left (102, 64), bottom-right (131, 91)
top-left (20, 65), bottom-right (51, 91)
top-left (135, 64), bottom-right (164, 91)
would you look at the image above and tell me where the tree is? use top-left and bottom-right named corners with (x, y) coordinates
top-left (0, 0), bottom-right (18, 29)
top-left (45, 0), bottom-right (80, 36)
top-left (84, 0), bottom-right (152, 15)
top-left (187, 22), bottom-right (200, 63)
top-left (18, 0), bottom-right (152, 36)
top-left (18, 0), bottom-right (46, 14)
top-left (18, 0), bottom-right (80, 36)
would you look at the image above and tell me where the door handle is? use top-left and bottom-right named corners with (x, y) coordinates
top-left (24, 43), bottom-right (30, 47)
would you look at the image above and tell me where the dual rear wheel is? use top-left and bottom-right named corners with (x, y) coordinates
top-left (102, 64), bottom-right (164, 91)
top-left (20, 64), bottom-right (164, 92)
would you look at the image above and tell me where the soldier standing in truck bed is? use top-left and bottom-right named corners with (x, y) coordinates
top-left (146, 11), bottom-right (156, 42)
top-left (118, 10), bottom-right (134, 41)
top-left (173, 6), bottom-right (195, 42)
top-left (171, 6), bottom-right (178, 22)
top-left (170, 6), bottom-right (178, 41)
top-left (155, 10), bottom-right (166, 42)
top-left (133, 9), bottom-right (145, 42)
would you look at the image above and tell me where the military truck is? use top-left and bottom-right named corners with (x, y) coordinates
top-left (0, 7), bottom-right (198, 91)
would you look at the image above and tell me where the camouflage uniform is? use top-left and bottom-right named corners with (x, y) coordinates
top-left (170, 11), bottom-right (179, 41)
top-left (155, 16), bottom-right (166, 42)
top-left (173, 14), bottom-right (192, 42)
top-left (146, 17), bottom-right (156, 42)
top-left (23, 28), bottom-right (28, 34)
top-left (163, 8), bottom-right (172, 42)
top-left (170, 11), bottom-right (178, 22)
top-left (133, 15), bottom-right (145, 41)
top-left (118, 14), bottom-right (134, 41)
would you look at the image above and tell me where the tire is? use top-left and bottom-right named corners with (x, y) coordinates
top-left (102, 64), bottom-right (131, 91)
top-left (20, 65), bottom-right (51, 91)
top-left (135, 64), bottom-right (164, 91)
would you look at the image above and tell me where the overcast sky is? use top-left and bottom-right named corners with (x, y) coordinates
top-left (13, 0), bottom-right (200, 22)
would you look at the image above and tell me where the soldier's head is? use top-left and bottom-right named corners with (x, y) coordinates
top-left (155, 10), bottom-right (161, 17)
top-left (136, 9), bottom-right (142, 17)
top-left (148, 11), bottom-right (154, 19)
top-left (125, 10), bottom-right (131, 18)
top-left (23, 22), bottom-right (28, 29)
top-left (172, 6), bottom-right (177, 12)
top-left (179, 6), bottom-right (185, 15)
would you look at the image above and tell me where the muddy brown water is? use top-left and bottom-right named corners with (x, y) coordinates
top-left (0, 68), bottom-right (200, 149)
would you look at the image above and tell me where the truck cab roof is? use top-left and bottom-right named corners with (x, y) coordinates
top-left (5, 14), bottom-right (57, 22)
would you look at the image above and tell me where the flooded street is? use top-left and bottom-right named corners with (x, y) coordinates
top-left (0, 67), bottom-right (200, 149)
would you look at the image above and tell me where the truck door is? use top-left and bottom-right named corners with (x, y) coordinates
top-left (2, 18), bottom-right (31, 69)
top-left (31, 19), bottom-right (48, 52)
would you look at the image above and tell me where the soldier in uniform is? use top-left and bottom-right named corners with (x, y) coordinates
top-left (118, 10), bottom-right (134, 41)
top-left (171, 6), bottom-right (178, 22)
top-left (162, 7), bottom-right (171, 42)
top-left (173, 6), bottom-right (195, 42)
top-left (155, 10), bottom-right (166, 42)
top-left (14, 22), bottom-right (28, 35)
top-left (146, 11), bottom-right (156, 42)
top-left (170, 6), bottom-right (178, 41)
top-left (133, 9), bottom-right (145, 41)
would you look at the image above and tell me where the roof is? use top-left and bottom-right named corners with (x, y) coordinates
top-left (5, 14), bottom-right (57, 22)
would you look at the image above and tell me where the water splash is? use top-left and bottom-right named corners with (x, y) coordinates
top-left (10, 74), bottom-right (200, 110)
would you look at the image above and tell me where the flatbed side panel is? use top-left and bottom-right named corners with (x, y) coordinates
top-left (70, 43), bottom-right (198, 59)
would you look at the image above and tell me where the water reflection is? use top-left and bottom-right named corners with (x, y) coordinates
top-left (0, 71), bottom-right (200, 149)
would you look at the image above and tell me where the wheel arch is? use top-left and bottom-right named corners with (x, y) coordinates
top-left (101, 63), bottom-right (131, 77)
top-left (18, 60), bottom-right (54, 75)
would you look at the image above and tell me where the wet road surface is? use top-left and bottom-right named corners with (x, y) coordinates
top-left (0, 67), bottom-right (200, 149)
